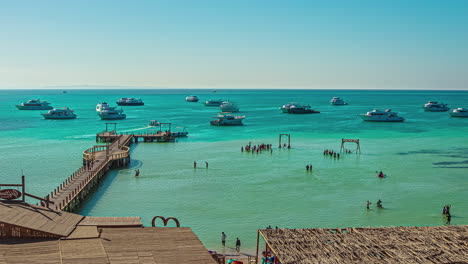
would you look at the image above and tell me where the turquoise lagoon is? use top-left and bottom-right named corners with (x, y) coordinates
top-left (0, 89), bottom-right (467, 252)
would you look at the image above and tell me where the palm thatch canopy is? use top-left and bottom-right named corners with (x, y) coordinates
top-left (259, 226), bottom-right (468, 264)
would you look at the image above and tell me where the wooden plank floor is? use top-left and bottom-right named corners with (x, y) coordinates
top-left (49, 135), bottom-right (133, 211)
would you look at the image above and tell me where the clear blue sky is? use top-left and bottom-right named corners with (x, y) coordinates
top-left (1, 0), bottom-right (467, 89)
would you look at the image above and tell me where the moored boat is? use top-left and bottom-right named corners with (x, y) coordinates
top-left (210, 114), bottom-right (245, 126)
top-left (185, 95), bottom-right (199, 102)
top-left (423, 101), bottom-right (449, 112)
top-left (361, 109), bottom-right (404, 122)
top-left (330, 97), bottom-right (348, 105)
top-left (116, 98), bottom-right (144, 106)
top-left (450, 108), bottom-right (468, 117)
top-left (280, 102), bottom-right (300, 113)
top-left (96, 102), bottom-right (112, 112)
top-left (41, 107), bottom-right (77, 119)
top-left (287, 105), bottom-right (320, 114)
top-left (16, 99), bottom-right (53, 110)
top-left (99, 108), bottom-right (126, 120)
top-left (219, 102), bottom-right (239, 112)
top-left (204, 99), bottom-right (224, 106)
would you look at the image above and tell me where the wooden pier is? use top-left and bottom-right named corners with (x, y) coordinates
top-left (45, 129), bottom-right (176, 212)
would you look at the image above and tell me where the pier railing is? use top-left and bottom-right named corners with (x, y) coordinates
top-left (83, 145), bottom-right (109, 161)
top-left (47, 157), bottom-right (110, 211)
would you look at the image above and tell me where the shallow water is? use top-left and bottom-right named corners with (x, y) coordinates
top-left (0, 89), bottom-right (467, 251)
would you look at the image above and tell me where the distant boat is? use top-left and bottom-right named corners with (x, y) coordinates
top-left (450, 108), bottom-right (468, 117)
top-left (210, 114), bottom-right (245, 126)
top-left (280, 102), bottom-right (300, 113)
top-left (16, 99), bottom-right (53, 110)
top-left (96, 102), bottom-right (113, 112)
top-left (204, 99), bottom-right (224, 106)
top-left (185, 95), bottom-right (199, 102)
top-left (423, 101), bottom-right (449, 112)
top-left (361, 109), bottom-right (404, 122)
top-left (149, 120), bottom-right (160, 126)
top-left (41, 107), bottom-right (77, 119)
top-left (286, 105), bottom-right (320, 114)
top-left (219, 102), bottom-right (239, 112)
top-left (98, 108), bottom-right (126, 120)
top-left (116, 98), bottom-right (144, 106)
top-left (330, 97), bottom-right (348, 105)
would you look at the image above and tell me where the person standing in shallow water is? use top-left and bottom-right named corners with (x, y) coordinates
top-left (221, 232), bottom-right (226, 247)
top-left (366, 201), bottom-right (372, 209)
top-left (236, 238), bottom-right (241, 252)
top-left (205, 161), bottom-right (208, 169)
top-left (193, 161), bottom-right (197, 168)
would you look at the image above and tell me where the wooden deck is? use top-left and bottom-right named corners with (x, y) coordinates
top-left (42, 129), bottom-right (179, 213)
top-left (0, 227), bottom-right (217, 264)
top-left (47, 134), bottom-right (133, 212)
top-left (0, 202), bottom-right (83, 238)
top-left (78, 217), bottom-right (143, 227)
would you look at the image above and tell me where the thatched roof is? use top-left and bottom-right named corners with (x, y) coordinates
top-left (260, 226), bottom-right (468, 264)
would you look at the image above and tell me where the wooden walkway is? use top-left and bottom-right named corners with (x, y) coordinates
top-left (47, 134), bottom-right (133, 211)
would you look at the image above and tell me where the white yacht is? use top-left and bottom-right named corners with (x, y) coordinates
top-left (16, 99), bottom-right (53, 110)
top-left (450, 108), bottom-right (468, 117)
top-left (96, 102), bottom-right (112, 112)
top-left (287, 105), bottom-right (320, 114)
top-left (99, 108), bottom-right (126, 120)
top-left (423, 101), bottom-right (449, 112)
top-left (219, 102), bottom-right (239, 112)
top-left (330, 97), bottom-right (348, 105)
top-left (280, 102), bottom-right (300, 113)
top-left (41, 107), bottom-right (77, 119)
top-left (361, 109), bottom-right (405, 122)
top-left (210, 114), bottom-right (245, 126)
top-left (185, 95), bottom-right (199, 102)
top-left (204, 99), bottom-right (224, 106)
top-left (116, 98), bottom-right (144, 106)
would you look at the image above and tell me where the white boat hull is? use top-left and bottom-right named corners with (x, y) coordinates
top-left (42, 114), bottom-right (76, 119)
top-left (16, 105), bottom-right (53, 110)
top-left (361, 115), bottom-right (404, 122)
top-left (450, 112), bottom-right (468, 117)
top-left (424, 107), bottom-right (449, 112)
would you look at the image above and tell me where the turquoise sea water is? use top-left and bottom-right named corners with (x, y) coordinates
top-left (1, 89), bottom-right (467, 252)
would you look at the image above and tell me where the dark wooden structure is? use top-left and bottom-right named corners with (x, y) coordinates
top-left (340, 138), bottom-right (361, 153)
top-left (0, 202), bottom-right (216, 264)
top-left (278, 134), bottom-right (291, 149)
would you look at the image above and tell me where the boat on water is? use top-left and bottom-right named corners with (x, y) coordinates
top-left (287, 105), bottom-right (320, 114)
top-left (210, 114), bottom-right (245, 126)
top-left (170, 127), bottom-right (189, 137)
top-left (116, 98), bottom-right (144, 106)
top-left (450, 108), bottom-right (468, 117)
top-left (96, 102), bottom-right (113, 112)
top-left (423, 101), bottom-right (449, 112)
top-left (330, 97), bottom-right (348, 105)
top-left (219, 102), bottom-right (239, 112)
top-left (16, 99), bottom-right (53, 110)
top-left (361, 109), bottom-right (404, 122)
top-left (99, 108), bottom-right (126, 120)
top-left (204, 99), bottom-right (224, 106)
top-left (149, 120), bottom-right (160, 126)
top-left (41, 107), bottom-right (77, 119)
top-left (280, 102), bottom-right (300, 113)
top-left (185, 95), bottom-right (199, 102)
